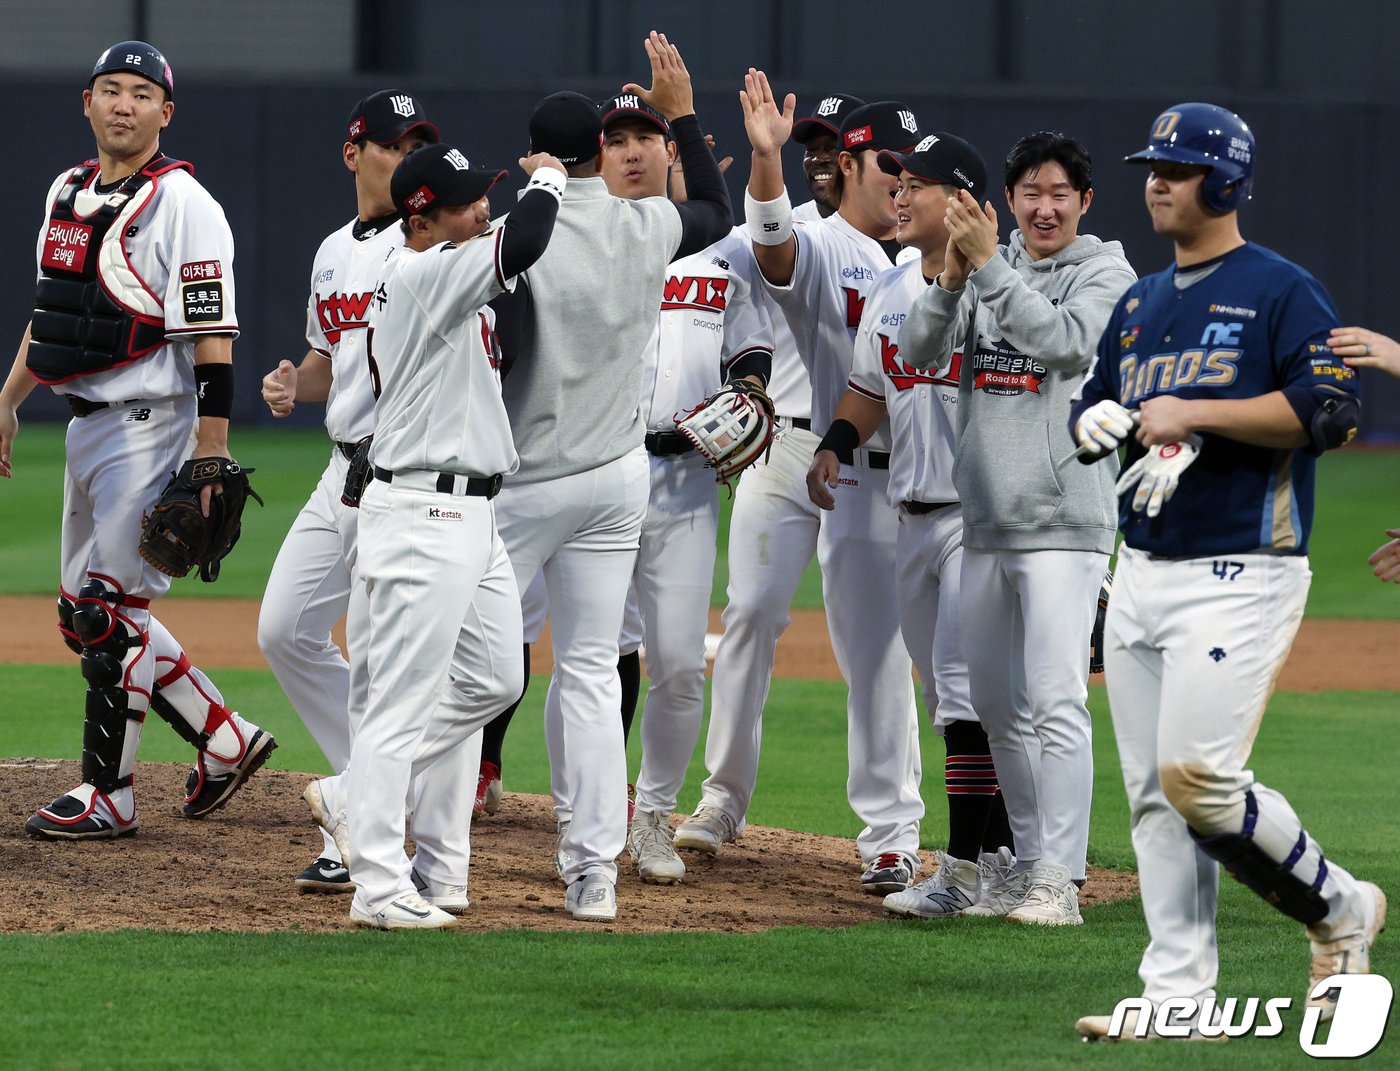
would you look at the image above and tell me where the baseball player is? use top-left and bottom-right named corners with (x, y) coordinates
top-left (591, 94), bottom-right (774, 885)
top-left (1069, 103), bottom-right (1380, 1039)
top-left (695, 71), bottom-right (924, 895)
top-left (900, 131), bottom-right (1136, 924)
top-left (806, 133), bottom-right (1018, 918)
top-left (674, 94), bottom-right (861, 857)
top-left (258, 90), bottom-right (438, 893)
top-left (0, 41), bottom-right (275, 838)
top-left (487, 31), bottom-right (731, 922)
top-left (330, 142), bottom-right (566, 930)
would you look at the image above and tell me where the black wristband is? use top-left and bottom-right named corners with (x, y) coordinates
top-left (817, 419), bottom-right (860, 464)
top-left (194, 363), bottom-right (235, 419)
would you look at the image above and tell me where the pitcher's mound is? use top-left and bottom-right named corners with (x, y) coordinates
top-left (0, 759), bottom-right (1137, 934)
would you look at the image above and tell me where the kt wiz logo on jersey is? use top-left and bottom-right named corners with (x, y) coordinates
top-left (661, 275), bottom-right (729, 313)
top-left (879, 334), bottom-right (959, 392)
top-left (318, 291), bottom-right (374, 346)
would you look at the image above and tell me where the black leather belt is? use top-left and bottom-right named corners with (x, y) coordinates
top-left (780, 416), bottom-right (812, 431)
top-left (67, 396), bottom-right (137, 417)
top-left (856, 451), bottom-right (890, 470)
top-left (644, 430), bottom-right (693, 457)
top-left (902, 500), bottom-right (957, 515)
top-left (336, 440), bottom-right (360, 460)
top-left (372, 465), bottom-right (502, 499)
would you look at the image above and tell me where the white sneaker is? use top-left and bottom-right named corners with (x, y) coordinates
top-left (883, 851), bottom-right (981, 918)
top-left (674, 804), bottom-right (739, 855)
top-left (1308, 881), bottom-right (1387, 1022)
top-left (1006, 861), bottom-right (1083, 926)
top-left (1075, 1008), bottom-right (1227, 1043)
top-left (303, 779), bottom-right (349, 864)
top-left (350, 892), bottom-right (457, 931)
top-left (629, 809), bottom-right (686, 885)
top-left (963, 848), bottom-right (1029, 917)
top-left (411, 867), bottom-right (470, 915)
top-left (566, 872), bottom-right (617, 922)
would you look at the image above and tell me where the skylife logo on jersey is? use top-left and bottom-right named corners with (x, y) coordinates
top-left (1102, 975), bottom-right (1392, 1057)
top-left (42, 220), bottom-right (93, 273)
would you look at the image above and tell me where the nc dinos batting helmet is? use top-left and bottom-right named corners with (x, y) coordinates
top-left (1125, 102), bottom-right (1254, 213)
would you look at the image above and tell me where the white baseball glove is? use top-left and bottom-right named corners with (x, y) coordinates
top-left (675, 380), bottom-right (776, 485)
top-left (1114, 435), bottom-right (1203, 517)
top-left (1074, 399), bottom-right (1137, 458)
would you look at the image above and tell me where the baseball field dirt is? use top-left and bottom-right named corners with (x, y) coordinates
top-left (3, 597), bottom-right (1394, 934)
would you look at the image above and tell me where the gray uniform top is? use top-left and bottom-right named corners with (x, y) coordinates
top-left (500, 176), bottom-right (683, 483)
top-left (901, 231), bottom-right (1136, 553)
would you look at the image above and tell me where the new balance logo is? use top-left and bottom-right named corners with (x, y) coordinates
top-left (125, 408), bottom-right (152, 422)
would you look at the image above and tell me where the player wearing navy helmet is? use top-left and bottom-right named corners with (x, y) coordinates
top-left (1070, 103), bottom-right (1381, 1041)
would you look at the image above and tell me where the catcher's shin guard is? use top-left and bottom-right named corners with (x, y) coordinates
top-left (1190, 789), bottom-right (1329, 925)
top-left (56, 594), bottom-right (83, 656)
top-left (70, 578), bottom-right (148, 793)
top-left (150, 650), bottom-right (243, 761)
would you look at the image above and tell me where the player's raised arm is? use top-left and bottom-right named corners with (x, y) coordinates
top-left (740, 68), bottom-right (798, 286)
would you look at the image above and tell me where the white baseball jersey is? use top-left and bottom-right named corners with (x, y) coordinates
top-left (762, 211), bottom-right (895, 447)
top-left (847, 261), bottom-right (960, 505)
top-left (368, 231), bottom-right (517, 477)
top-left (723, 224), bottom-right (809, 420)
top-left (642, 233), bottom-right (773, 427)
top-left (38, 164), bottom-right (237, 404)
top-left (306, 219), bottom-right (405, 443)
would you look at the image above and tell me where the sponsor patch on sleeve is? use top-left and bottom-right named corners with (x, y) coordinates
top-left (180, 260), bottom-right (223, 282)
top-left (182, 281), bottom-right (224, 324)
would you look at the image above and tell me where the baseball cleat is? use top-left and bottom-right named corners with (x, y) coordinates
top-left (295, 856), bottom-right (354, 894)
top-left (674, 804), bottom-right (739, 855)
top-left (183, 727), bottom-right (277, 818)
top-left (304, 778), bottom-right (351, 865)
top-left (350, 892), bottom-right (457, 931)
top-left (566, 873), bottom-right (618, 922)
top-left (1005, 861), bottom-right (1083, 926)
top-left (860, 852), bottom-right (917, 895)
top-left (26, 783), bottom-right (139, 840)
top-left (554, 819), bottom-right (574, 882)
top-left (883, 851), bottom-right (980, 918)
top-left (411, 867), bottom-right (470, 915)
top-left (964, 849), bottom-right (1031, 917)
top-left (629, 809), bottom-right (686, 885)
top-left (1307, 881), bottom-right (1387, 1022)
top-left (473, 760), bottom-right (502, 818)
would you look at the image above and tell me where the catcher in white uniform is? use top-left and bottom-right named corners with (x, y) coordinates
top-left (258, 90), bottom-right (438, 894)
top-left (808, 134), bottom-right (1019, 918)
top-left (714, 72), bottom-right (925, 894)
top-left (335, 142), bottom-right (567, 930)
top-left (1, 41), bottom-right (274, 839)
top-left (674, 94), bottom-right (860, 858)
top-left (592, 95), bottom-right (775, 886)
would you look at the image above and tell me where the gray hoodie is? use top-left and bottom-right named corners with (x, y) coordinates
top-left (902, 231), bottom-right (1135, 552)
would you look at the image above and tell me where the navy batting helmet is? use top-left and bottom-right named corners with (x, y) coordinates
top-left (1125, 102), bottom-right (1254, 213)
top-left (90, 41), bottom-right (174, 99)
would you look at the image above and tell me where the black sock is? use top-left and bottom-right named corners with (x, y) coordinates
top-left (944, 720), bottom-right (1003, 861)
top-left (618, 649), bottom-right (641, 744)
top-left (480, 643), bottom-right (531, 768)
top-left (981, 790), bottom-right (1014, 857)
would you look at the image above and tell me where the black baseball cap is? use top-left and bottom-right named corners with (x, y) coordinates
top-left (348, 90), bottom-right (438, 146)
top-left (598, 93), bottom-right (670, 138)
top-left (839, 101), bottom-right (921, 154)
top-left (529, 91), bottom-right (604, 166)
top-left (391, 144), bottom-right (507, 221)
top-left (90, 40), bottom-right (174, 99)
top-left (878, 132), bottom-right (988, 200)
top-left (792, 94), bottom-right (865, 145)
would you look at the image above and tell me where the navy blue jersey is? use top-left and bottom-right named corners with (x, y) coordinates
top-left (1072, 243), bottom-right (1359, 557)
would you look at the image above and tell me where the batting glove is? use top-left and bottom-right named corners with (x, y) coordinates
top-left (1114, 434), bottom-right (1203, 517)
top-left (1074, 399), bottom-right (1138, 456)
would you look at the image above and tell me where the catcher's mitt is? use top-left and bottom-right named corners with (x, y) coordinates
top-left (1089, 568), bottom-right (1113, 674)
top-left (139, 457), bottom-right (264, 582)
top-left (675, 380), bottom-right (776, 485)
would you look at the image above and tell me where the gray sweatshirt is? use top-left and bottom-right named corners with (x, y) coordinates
top-left (901, 231), bottom-right (1135, 552)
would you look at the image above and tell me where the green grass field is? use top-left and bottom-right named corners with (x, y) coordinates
top-left (0, 426), bottom-right (1396, 1069)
